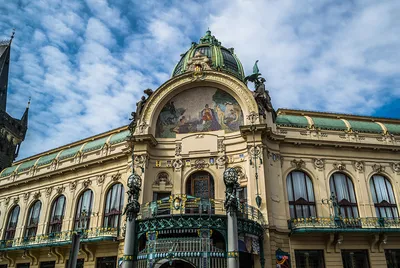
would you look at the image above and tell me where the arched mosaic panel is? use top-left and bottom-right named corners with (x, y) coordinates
top-left (156, 87), bottom-right (244, 138)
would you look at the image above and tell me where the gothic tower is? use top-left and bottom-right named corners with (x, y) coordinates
top-left (0, 32), bottom-right (28, 170)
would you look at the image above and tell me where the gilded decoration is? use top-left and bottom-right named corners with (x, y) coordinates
top-left (155, 87), bottom-right (243, 138)
top-left (194, 159), bottom-right (209, 170)
top-left (186, 51), bottom-right (212, 81)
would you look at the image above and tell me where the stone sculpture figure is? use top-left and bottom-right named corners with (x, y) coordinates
top-left (136, 96), bottom-right (146, 119)
top-left (128, 111), bottom-right (137, 135)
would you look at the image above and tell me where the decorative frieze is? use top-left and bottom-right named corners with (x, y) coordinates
top-left (313, 159), bottom-right (325, 171)
top-left (194, 159), bottom-right (209, 170)
top-left (352, 161), bottom-right (364, 173)
top-left (333, 162), bottom-right (346, 171)
top-left (372, 164), bottom-right (385, 173)
top-left (291, 159), bottom-right (305, 170)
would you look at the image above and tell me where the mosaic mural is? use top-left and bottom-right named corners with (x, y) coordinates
top-left (156, 87), bottom-right (243, 138)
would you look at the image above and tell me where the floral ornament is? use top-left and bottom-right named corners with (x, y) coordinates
top-left (313, 159), bottom-right (325, 171)
top-left (97, 174), bottom-right (106, 185)
top-left (372, 164), bottom-right (385, 173)
top-left (45, 187), bottom-right (53, 197)
top-left (291, 159), bottom-right (305, 170)
top-left (391, 162), bottom-right (400, 174)
top-left (333, 162), bottom-right (346, 171)
top-left (69, 181), bottom-right (77, 191)
top-left (82, 179), bottom-right (92, 189)
top-left (56, 186), bottom-right (65, 194)
top-left (352, 161), bottom-right (364, 172)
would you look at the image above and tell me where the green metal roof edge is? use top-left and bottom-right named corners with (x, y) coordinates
top-left (36, 152), bottom-right (59, 167)
top-left (16, 158), bottom-right (39, 173)
top-left (347, 120), bottom-right (383, 134)
top-left (276, 115), bottom-right (309, 128)
top-left (1, 164), bottom-right (20, 177)
top-left (109, 130), bottom-right (130, 145)
top-left (82, 136), bottom-right (109, 153)
top-left (384, 123), bottom-right (400, 135)
top-left (311, 117), bottom-right (348, 131)
top-left (58, 144), bottom-right (85, 161)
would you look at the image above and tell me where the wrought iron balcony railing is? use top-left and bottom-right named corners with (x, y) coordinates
top-left (0, 227), bottom-right (120, 250)
top-left (288, 217), bottom-right (400, 233)
top-left (137, 195), bottom-right (266, 226)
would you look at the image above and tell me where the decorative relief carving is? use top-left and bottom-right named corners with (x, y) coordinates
top-left (234, 166), bottom-right (247, 182)
top-left (112, 173), bottom-right (121, 181)
top-left (172, 159), bottom-right (183, 171)
top-left (138, 121), bottom-right (149, 134)
top-left (291, 159), bottom-right (305, 170)
top-left (391, 163), bottom-right (400, 174)
top-left (23, 192), bottom-right (30, 202)
top-left (74, 152), bottom-right (83, 164)
top-left (216, 155), bottom-right (227, 168)
top-left (5, 197), bottom-right (10, 206)
top-left (154, 172), bottom-right (172, 186)
top-left (333, 162), bottom-right (346, 171)
top-left (372, 164), bottom-right (385, 173)
top-left (82, 179), bottom-right (92, 189)
top-left (56, 186), bottom-right (65, 194)
top-left (33, 192), bottom-right (41, 200)
top-left (217, 140), bottom-right (225, 153)
top-left (175, 143), bottom-right (182, 156)
top-left (50, 159), bottom-right (58, 171)
top-left (45, 187), bottom-right (53, 197)
top-left (267, 151), bottom-right (282, 162)
top-left (13, 197), bottom-right (19, 205)
top-left (96, 174), bottom-right (106, 185)
top-left (313, 158), bottom-right (325, 171)
top-left (134, 154), bottom-right (148, 169)
top-left (69, 181), bottom-right (77, 191)
top-left (352, 161), bottom-right (364, 173)
top-left (194, 159), bottom-right (209, 170)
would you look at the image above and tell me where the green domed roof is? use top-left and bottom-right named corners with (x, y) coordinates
top-left (172, 30), bottom-right (245, 81)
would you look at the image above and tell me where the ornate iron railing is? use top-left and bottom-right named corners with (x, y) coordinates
top-left (0, 227), bottom-right (120, 250)
top-left (288, 217), bottom-right (400, 233)
top-left (138, 195), bottom-right (266, 226)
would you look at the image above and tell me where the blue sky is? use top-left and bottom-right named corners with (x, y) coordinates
top-left (1, 0), bottom-right (399, 159)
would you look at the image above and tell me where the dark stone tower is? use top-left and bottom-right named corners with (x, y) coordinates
top-left (0, 32), bottom-right (28, 170)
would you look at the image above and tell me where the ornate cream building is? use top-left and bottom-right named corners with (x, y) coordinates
top-left (0, 31), bottom-right (399, 268)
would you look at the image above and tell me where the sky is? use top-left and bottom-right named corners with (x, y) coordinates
top-left (0, 0), bottom-right (399, 160)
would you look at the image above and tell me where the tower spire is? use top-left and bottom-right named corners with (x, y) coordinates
top-left (0, 29), bottom-right (14, 112)
top-left (21, 97), bottom-right (30, 129)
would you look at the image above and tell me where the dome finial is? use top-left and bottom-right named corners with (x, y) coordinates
top-left (200, 29), bottom-right (220, 46)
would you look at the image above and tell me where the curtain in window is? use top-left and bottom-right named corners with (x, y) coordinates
top-left (370, 175), bottom-right (398, 218)
top-left (286, 171), bottom-right (316, 218)
top-left (49, 195), bottom-right (66, 234)
top-left (330, 173), bottom-right (358, 218)
top-left (74, 190), bottom-right (93, 230)
top-left (26, 201), bottom-right (42, 238)
top-left (103, 184), bottom-right (124, 228)
top-left (4, 205), bottom-right (20, 240)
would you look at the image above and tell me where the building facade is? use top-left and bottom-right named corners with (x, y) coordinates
top-left (0, 31), bottom-right (399, 268)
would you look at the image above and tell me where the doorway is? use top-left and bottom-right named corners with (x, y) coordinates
top-left (158, 259), bottom-right (196, 268)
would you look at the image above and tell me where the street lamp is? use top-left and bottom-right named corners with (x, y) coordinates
top-left (247, 112), bottom-right (262, 208)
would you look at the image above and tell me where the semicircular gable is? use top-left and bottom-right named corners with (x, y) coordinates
top-left (139, 71), bottom-right (258, 137)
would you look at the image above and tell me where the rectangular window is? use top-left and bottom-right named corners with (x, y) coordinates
top-left (65, 259), bottom-right (84, 268)
top-left (39, 261), bottom-right (55, 268)
top-left (16, 264), bottom-right (30, 268)
top-left (385, 249), bottom-right (400, 268)
top-left (152, 192), bottom-right (171, 201)
top-left (295, 250), bottom-right (325, 268)
top-left (0, 265), bottom-right (7, 268)
top-left (341, 250), bottom-right (370, 268)
top-left (96, 256), bottom-right (117, 268)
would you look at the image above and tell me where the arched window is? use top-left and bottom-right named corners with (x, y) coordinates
top-left (286, 171), bottom-right (316, 218)
top-left (4, 205), bottom-right (20, 240)
top-left (74, 190), bottom-right (93, 230)
top-left (186, 171), bottom-right (215, 199)
top-left (370, 175), bottom-right (398, 218)
top-left (329, 173), bottom-right (359, 218)
top-left (25, 201), bottom-right (42, 238)
top-left (104, 184), bottom-right (124, 228)
top-left (49, 195), bottom-right (66, 234)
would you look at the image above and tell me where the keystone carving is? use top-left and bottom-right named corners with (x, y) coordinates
top-left (313, 158), bottom-right (325, 171)
top-left (112, 173), bottom-right (121, 181)
top-left (352, 161), bottom-right (364, 172)
top-left (372, 164), bottom-right (385, 173)
top-left (82, 179), bottom-right (92, 189)
top-left (333, 162), bottom-right (346, 171)
top-left (291, 159), bottom-right (306, 170)
top-left (33, 192), bottom-right (41, 200)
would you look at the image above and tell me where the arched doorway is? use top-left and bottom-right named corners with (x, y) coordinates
top-left (157, 259), bottom-right (196, 268)
top-left (186, 171), bottom-right (214, 198)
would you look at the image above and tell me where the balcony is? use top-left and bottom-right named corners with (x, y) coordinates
top-left (136, 195), bottom-right (266, 237)
top-left (0, 227), bottom-right (120, 251)
top-left (288, 217), bottom-right (400, 234)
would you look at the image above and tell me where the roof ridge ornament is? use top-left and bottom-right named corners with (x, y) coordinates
top-left (199, 29), bottom-right (221, 46)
